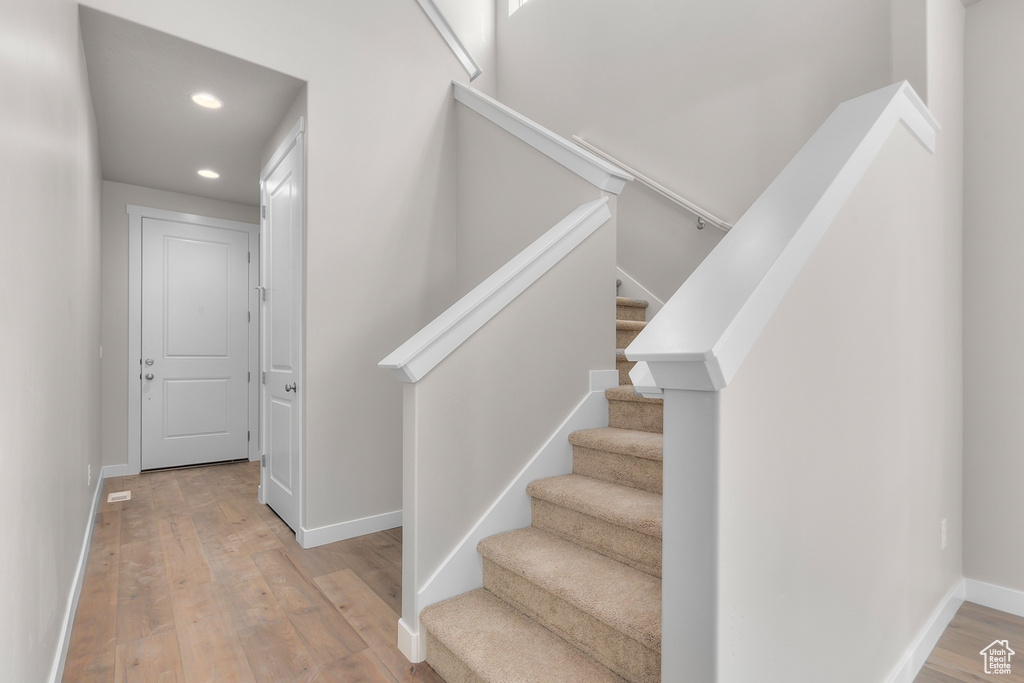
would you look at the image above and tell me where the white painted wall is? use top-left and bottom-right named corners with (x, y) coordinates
top-left (963, 0), bottom-right (1024, 594)
top-left (82, 0), bottom-right (495, 532)
top-left (716, 2), bottom-right (964, 680)
top-left (405, 214), bottom-right (615, 630)
top-left (100, 181), bottom-right (258, 469)
top-left (0, 1), bottom-right (103, 680)
top-left (496, 0), bottom-right (894, 302)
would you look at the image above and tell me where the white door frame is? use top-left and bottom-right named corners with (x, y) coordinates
top-left (256, 116), bottom-right (304, 537)
top-left (127, 205), bottom-right (260, 474)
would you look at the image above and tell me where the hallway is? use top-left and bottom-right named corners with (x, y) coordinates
top-left (63, 461), bottom-right (441, 682)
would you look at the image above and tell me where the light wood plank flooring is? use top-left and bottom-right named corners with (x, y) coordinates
top-left (915, 602), bottom-right (1024, 682)
top-left (63, 460), bottom-right (444, 683)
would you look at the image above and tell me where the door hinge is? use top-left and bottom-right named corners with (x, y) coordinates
top-left (248, 251), bottom-right (251, 263)
top-left (247, 430), bottom-right (251, 442)
top-left (261, 454), bottom-right (266, 467)
top-left (248, 371), bottom-right (251, 382)
top-left (261, 205), bottom-right (266, 219)
top-left (262, 371), bottom-right (266, 384)
top-left (248, 311), bottom-right (251, 323)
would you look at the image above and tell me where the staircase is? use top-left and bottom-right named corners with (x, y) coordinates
top-left (419, 297), bottom-right (663, 683)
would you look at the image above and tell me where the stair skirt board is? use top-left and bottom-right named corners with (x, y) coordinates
top-left (403, 369), bottom-right (619, 662)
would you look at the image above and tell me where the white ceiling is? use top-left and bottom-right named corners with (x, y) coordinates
top-left (79, 7), bottom-right (305, 206)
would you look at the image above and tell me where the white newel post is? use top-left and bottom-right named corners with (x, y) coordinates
top-left (661, 387), bottom-right (719, 683)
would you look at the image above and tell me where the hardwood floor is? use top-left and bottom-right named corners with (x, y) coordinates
top-left (63, 461), bottom-right (444, 683)
top-left (915, 602), bottom-right (1024, 682)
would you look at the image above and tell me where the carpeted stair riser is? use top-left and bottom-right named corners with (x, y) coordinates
top-left (527, 475), bottom-right (662, 578)
top-left (569, 427), bottom-right (663, 494)
top-left (531, 499), bottom-right (661, 577)
top-left (572, 445), bottom-right (663, 495)
top-left (607, 396), bottom-right (663, 434)
top-left (616, 297), bottom-right (649, 321)
top-left (616, 320), bottom-right (647, 349)
top-left (421, 589), bottom-right (627, 683)
top-left (478, 528), bottom-right (661, 683)
top-left (616, 353), bottom-right (637, 385)
top-left (424, 631), bottom-right (483, 683)
top-left (482, 560), bottom-right (659, 683)
top-left (616, 305), bottom-right (647, 322)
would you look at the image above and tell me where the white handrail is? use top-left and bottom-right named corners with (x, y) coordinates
top-left (453, 83), bottom-right (631, 194)
top-left (380, 198), bottom-right (612, 383)
top-left (414, 0), bottom-right (481, 81)
top-left (572, 135), bottom-right (733, 233)
top-left (626, 81), bottom-right (939, 394)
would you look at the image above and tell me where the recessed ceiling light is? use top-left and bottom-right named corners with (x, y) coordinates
top-left (197, 169), bottom-right (220, 179)
top-left (190, 92), bottom-right (222, 109)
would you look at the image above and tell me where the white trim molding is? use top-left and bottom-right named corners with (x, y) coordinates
top-left (453, 83), bottom-right (631, 194)
top-left (626, 81), bottom-right (940, 392)
top-left (397, 371), bottom-right (616, 662)
top-left (414, 0), bottom-right (482, 81)
top-left (965, 579), bottom-right (1024, 619)
top-left (49, 468), bottom-right (107, 683)
top-left (297, 510), bottom-right (403, 549)
top-left (884, 580), bottom-right (965, 683)
top-left (380, 198), bottom-right (612, 383)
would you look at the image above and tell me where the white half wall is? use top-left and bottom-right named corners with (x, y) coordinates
top-left (0, 1), bottom-right (104, 680)
top-left (402, 213), bottom-right (616, 644)
top-left (714, 1), bottom-right (964, 675)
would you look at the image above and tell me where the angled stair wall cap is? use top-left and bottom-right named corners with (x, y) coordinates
top-left (624, 80), bottom-right (939, 392)
top-left (453, 82), bottom-right (632, 194)
top-left (379, 198), bottom-right (612, 383)
top-left (414, 0), bottom-right (482, 81)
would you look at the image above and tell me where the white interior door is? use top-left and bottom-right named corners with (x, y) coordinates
top-left (141, 217), bottom-right (253, 470)
top-left (261, 119), bottom-right (303, 532)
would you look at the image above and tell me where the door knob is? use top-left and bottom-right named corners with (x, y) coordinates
top-left (145, 373), bottom-right (154, 380)
top-left (284, 382), bottom-right (297, 393)
top-left (144, 358), bottom-right (155, 366)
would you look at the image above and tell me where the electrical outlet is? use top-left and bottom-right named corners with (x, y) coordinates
top-left (87, 464), bottom-right (92, 487)
top-left (941, 518), bottom-right (948, 550)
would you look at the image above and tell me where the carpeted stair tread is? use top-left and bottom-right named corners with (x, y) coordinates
top-left (615, 297), bottom-right (649, 309)
top-left (527, 474), bottom-right (662, 538)
top-left (420, 589), bottom-right (627, 683)
top-left (616, 320), bottom-right (647, 331)
top-left (606, 385), bottom-right (663, 404)
top-left (477, 527), bottom-right (661, 653)
top-left (569, 427), bottom-right (663, 462)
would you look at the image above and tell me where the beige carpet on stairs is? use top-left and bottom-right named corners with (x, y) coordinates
top-left (419, 295), bottom-right (663, 683)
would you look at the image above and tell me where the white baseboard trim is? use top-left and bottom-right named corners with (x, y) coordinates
top-left (965, 578), bottom-right (1024, 618)
top-left (404, 372), bottom-right (613, 660)
top-left (883, 579), bottom-right (965, 683)
top-left (100, 463), bottom-right (133, 479)
top-left (616, 266), bottom-right (664, 318)
top-left (398, 618), bottom-right (423, 663)
top-left (48, 466), bottom-right (107, 683)
top-left (297, 509), bottom-right (403, 549)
